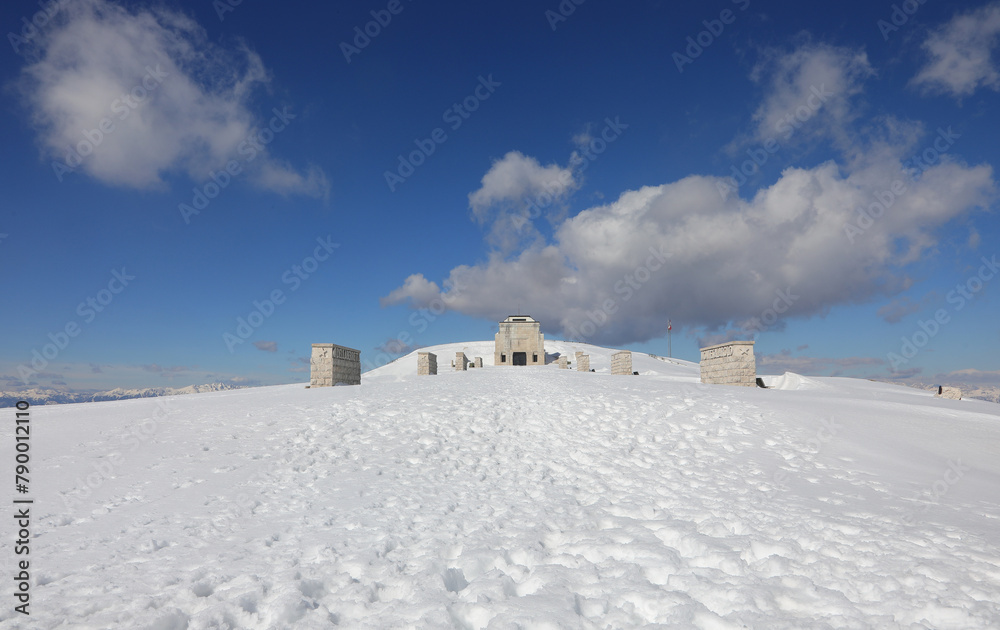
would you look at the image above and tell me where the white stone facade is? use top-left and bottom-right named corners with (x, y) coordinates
top-left (455, 352), bottom-right (469, 371)
top-left (495, 315), bottom-right (545, 366)
top-left (310, 343), bottom-right (361, 386)
top-left (611, 351), bottom-right (632, 375)
top-left (418, 352), bottom-right (437, 375)
top-left (700, 341), bottom-right (755, 386)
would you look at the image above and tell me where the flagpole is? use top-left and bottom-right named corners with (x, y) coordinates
top-left (668, 319), bottom-right (672, 358)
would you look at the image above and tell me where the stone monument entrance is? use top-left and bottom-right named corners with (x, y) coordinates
top-left (495, 315), bottom-right (545, 366)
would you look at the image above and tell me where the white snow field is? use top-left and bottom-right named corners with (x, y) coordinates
top-left (5, 340), bottom-right (1000, 629)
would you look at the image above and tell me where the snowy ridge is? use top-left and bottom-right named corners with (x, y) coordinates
top-left (11, 341), bottom-right (1000, 628)
top-left (0, 382), bottom-right (246, 408)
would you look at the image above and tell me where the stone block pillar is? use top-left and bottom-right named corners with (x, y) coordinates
top-left (455, 352), bottom-right (468, 371)
top-left (576, 355), bottom-right (590, 371)
top-left (418, 352), bottom-right (437, 375)
top-left (611, 350), bottom-right (632, 375)
top-left (699, 341), bottom-right (755, 386)
top-left (311, 343), bottom-right (361, 386)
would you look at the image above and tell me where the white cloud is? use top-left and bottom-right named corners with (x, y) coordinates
top-left (382, 44), bottom-right (998, 346)
top-left (746, 42), bottom-right (874, 148)
top-left (467, 151), bottom-right (578, 252)
top-left (380, 273), bottom-right (441, 308)
top-left (757, 351), bottom-right (884, 377)
top-left (469, 151), bottom-right (577, 218)
top-left (386, 159), bottom-right (993, 344)
top-left (935, 368), bottom-right (1000, 385)
top-left (17, 0), bottom-right (327, 197)
top-left (257, 162), bottom-right (330, 199)
top-left (912, 2), bottom-right (1000, 97)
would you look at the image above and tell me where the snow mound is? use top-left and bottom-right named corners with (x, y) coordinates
top-left (760, 371), bottom-right (825, 390)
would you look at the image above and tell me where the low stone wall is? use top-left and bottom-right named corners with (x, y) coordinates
top-left (611, 350), bottom-right (632, 375)
top-left (577, 355), bottom-right (590, 372)
top-left (418, 352), bottom-right (437, 375)
top-left (700, 341), bottom-right (755, 386)
top-left (455, 352), bottom-right (468, 371)
top-left (311, 343), bottom-right (361, 386)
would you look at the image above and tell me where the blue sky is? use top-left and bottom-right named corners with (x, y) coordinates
top-left (2, 0), bottom-right (999, 392)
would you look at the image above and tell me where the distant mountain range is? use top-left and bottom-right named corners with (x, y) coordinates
top-left (886, 381), bottom-right (1000, 404)
top-left (0, 382), bottom-right (246, 408)
top-left (923, 384), bottom-right (1000, 404)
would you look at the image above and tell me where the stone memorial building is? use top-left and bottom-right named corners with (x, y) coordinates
top-left (495, 315), bottom-right (545, 366)
top-left (700, 340), bottom-right (755, 386)
top-left (310, 343), bottom-right (361, 386)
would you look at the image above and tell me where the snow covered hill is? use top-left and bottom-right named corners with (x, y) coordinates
top-left (5, 341), bottom-right (1000, 629)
